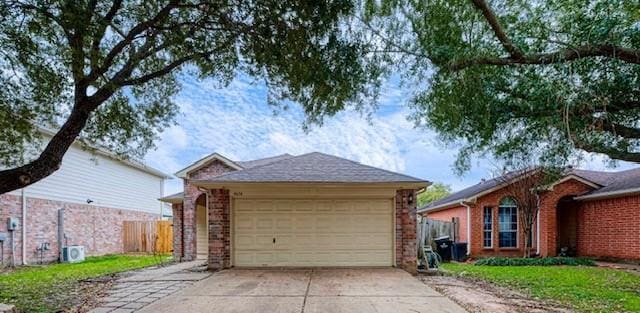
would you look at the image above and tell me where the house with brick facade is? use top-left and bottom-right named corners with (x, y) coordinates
top-left (159, 152), bottom-right (428, 273)
top-left (0, 128), bottom-right (171, 265)
top-left (418, 168), bottom-right (640, 261)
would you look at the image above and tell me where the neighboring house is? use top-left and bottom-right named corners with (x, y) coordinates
top-left (0, 129), bottom-right (171, 265)
top-left (418, 168), bottom-right (640, 261)
top-left (159, 152), bottom-right (428, 273)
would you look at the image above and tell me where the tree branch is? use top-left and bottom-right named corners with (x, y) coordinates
top-left (83, 1), bottom-right (177, 84)
top-left (450, 44), bottom-right (640, 70)
top-left (573, 140), bottom-right (640, 163)
top-left (118, 53), bottom-right (205, 86)
top-left (0, 103), bottom-right (95, 193)
top-left (470, 0), bottom-right (523, 59)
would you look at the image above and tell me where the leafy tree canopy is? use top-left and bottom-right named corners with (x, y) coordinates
top-left (0, 0), bottom-right (380, 193)
top-left (365, 0), bottom-right (640, 173)
top-left (417, 182), bottom-right (451, 208)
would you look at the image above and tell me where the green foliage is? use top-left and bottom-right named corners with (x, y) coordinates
top-left (474, 256), bottom-right (595, 266)
top-left (365, 0), bottom-right (640, 172)
top-left (0, 0), bottom-right (379, 167)
top-left (0, 254), bottom-right (170, 312)
top-left (442, 262), bottom-right (640, 312)
top-left (417, 182), bottom-right (451, 207)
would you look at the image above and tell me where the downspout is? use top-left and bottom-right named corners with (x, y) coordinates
top-left (460, 201), bottom-right (472, 255)
top-left (536, 193), bottom-right (541, 255)
top-left (21, 189), bottom-right (27, 265)
top-left (159, 180), bottom-right (165, 220)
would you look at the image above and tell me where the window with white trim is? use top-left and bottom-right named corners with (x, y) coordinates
top-left (483, 206), bottom-right (492, 248)
top-left (498, 197), bottom-right (518, 248)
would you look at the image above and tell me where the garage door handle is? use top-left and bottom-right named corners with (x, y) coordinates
top-left (273, 238), bottom-right (276, 244)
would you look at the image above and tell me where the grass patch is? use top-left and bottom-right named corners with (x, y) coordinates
top-left (0, 254), bottom-right (171, 312)
top-left (442, 262), bottom-right (640, 313)
top-left (475, 256), bottom-right (595, 266)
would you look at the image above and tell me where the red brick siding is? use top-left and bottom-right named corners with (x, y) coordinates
top-left (430, 179), bottom-right (640, 259)
top-left (425, 206), bottom-right (468, 243)
top-left (0, 194), bottom-right (158, 265)
top-left (538, 180), bottom-right (593, 256)
top-left (208, 189), bottom-right (231, 270)
top-left (396, 189), bottom-right (418, 274)
top-left (179, 160), bottom-right (236, 261)
top-left (171, 203), bottom-right (183, 260)
top-left (458, 179), bottom-right (594, 257)
top-left (469, 189), bottom-right (520, 257)
top-left (577, 195), bottom-right (640, 260)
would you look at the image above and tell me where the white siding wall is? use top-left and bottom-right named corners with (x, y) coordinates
top-left (9, 136), bottom-right (165, 215)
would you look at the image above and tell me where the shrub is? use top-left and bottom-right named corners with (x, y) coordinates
top-left (474, 257), bottom-right (595, 266)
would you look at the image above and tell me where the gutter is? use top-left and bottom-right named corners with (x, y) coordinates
top-left (21, 189), bottom-right (27, 265)
top-left (460, 201), bottom-right (472, 255)
top-left (574, 187), bottom-right (640, 201)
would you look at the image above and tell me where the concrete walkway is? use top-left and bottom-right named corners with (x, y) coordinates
top-left (138, 268), bottom-right (467, 313)
top-left (89, 260), bottom-right (211, 313)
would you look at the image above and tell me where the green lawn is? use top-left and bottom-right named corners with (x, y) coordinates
top-left (0, 254), bottom-right (171, 312)
top-left (442, 263), bottom-right (640, 313)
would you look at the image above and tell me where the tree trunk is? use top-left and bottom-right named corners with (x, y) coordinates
top-left (0, 104), bottom-right (93, 194)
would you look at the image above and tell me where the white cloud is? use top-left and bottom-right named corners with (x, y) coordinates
top-left (145, 74), bottom-right (636, 195)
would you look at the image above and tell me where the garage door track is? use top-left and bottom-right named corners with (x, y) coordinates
top-left (138, 268), bottom-right (466, 313)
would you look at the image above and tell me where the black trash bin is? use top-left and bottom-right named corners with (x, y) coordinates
top-left (452, 242), bottom-right (468, 261)
top-left (434, 236), bottom-right (453, 262)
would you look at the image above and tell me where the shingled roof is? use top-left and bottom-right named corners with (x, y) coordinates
top-left (419, 167), bottom-right (640, 213)
top-left (192, 152), bottom-right (427, 185)
top-left (576, 168), bottom-right (640, 200)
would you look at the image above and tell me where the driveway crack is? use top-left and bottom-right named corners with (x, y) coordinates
top-left (300, 269), bottom-right (313, 313)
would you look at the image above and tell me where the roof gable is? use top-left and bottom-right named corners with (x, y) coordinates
top-left (175, 152), bottom-right (244, 178)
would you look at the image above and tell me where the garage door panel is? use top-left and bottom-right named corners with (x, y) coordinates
top-left (234, 198), bottom-right (393, 267)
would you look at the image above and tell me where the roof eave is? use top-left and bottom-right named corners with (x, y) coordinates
top-left (158, 196), bottom-right (183, 204)
top-left (574, 187), bottom-right (640, 201)
top-left (174, 153), bottom-right (244, 178)
top-left (38, 126), bottom-right (173, 179)
top-left (191, 180), bottom-right (430, 190)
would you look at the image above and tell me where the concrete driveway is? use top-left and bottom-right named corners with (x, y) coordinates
top-left (138, 268), bottom-right (467, 313)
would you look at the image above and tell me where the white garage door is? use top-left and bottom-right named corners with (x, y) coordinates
top-left (234, 198), bottom-right (393, 267)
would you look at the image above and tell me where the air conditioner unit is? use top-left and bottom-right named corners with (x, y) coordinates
top-left (62, 245), bottom-right (85, 263)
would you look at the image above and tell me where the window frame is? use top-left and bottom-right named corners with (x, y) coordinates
top-left (482, 206), bottom-right (493, 249)
top-left (498, 197), bottom-right (518, 248)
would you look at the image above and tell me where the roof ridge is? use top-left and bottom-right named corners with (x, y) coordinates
top-left (240, 153), bottom-right (292, 163)
top-left (197, 152), bottom-right (308, 180)
top-left (308, 152), bottom-right (426, 182)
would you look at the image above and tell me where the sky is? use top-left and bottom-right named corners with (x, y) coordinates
top-left (143, 74), bottom-right (636, 195)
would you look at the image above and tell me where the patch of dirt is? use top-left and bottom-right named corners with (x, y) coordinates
top-left (420, 275), bottom-right (570, 313)
top-left (60, 274), bottom-right (119, 313)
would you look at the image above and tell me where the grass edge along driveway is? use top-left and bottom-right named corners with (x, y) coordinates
top-left (441, 262), bottom-right (640, 313)
top-left (0, 254), bottom-right (170, 312)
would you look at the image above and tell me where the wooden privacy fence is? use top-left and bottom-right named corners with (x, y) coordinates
top-left (417, 217), bottom-right (458, 259)
top-left (123, 220), bottom-right (173, 254)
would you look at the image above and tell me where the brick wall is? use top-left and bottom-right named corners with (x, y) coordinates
top-left (396, 189), bottom-right (417, 274)
top-left (171, 203), bottom-right (183, 260)
top-left (208, 189), bottom-right (231, 270)
top-left (425, 206), bottom-right (468, 243)
top-left (577, 195), bottom-right (640, 260)
top-left (180, 160), bottom-right (236, 261)
top-left (538, 180), bottom-right (593, 256)
top-left (0, 194), bottom-right (158, 265)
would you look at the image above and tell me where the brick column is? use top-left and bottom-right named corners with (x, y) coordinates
top-left (171, 203), bottom-right (184, 261)
top-left (182, 182), bottom-right (201, 261)
top-left (208, 188), bottom-right (231, 270)
top-left (396, 189), bottom-right (417, 274)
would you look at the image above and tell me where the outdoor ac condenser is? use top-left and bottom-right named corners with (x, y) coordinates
top-left (62, 245), bottom-right (85, 263)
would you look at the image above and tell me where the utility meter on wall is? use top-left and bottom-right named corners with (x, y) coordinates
top-left (6, 217), bottom-right (19, 230)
